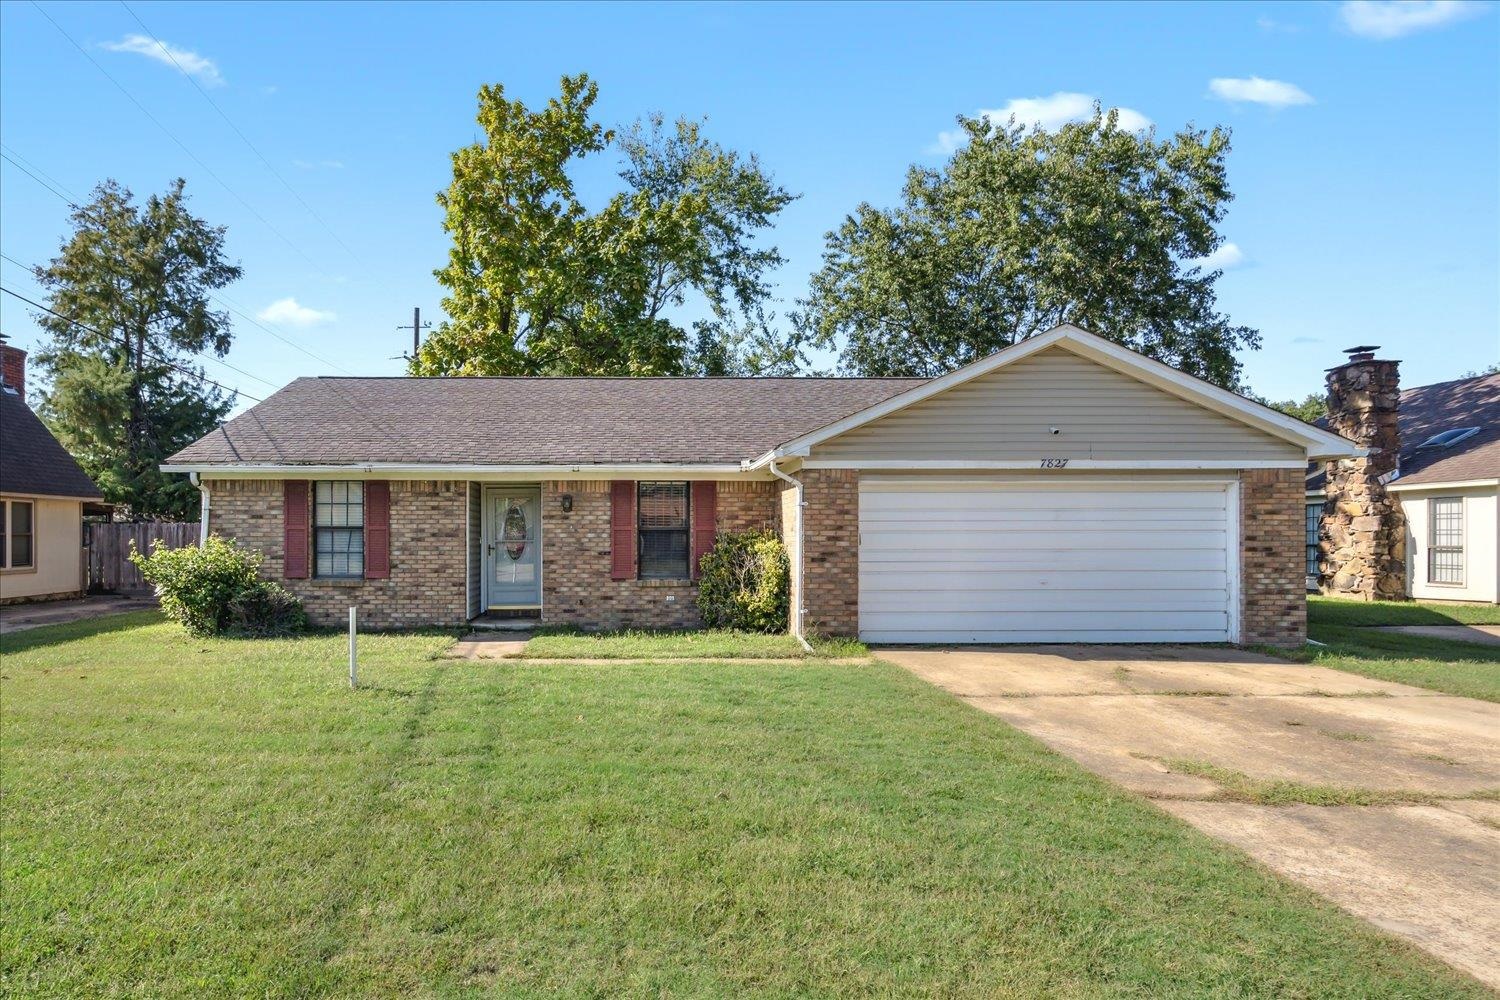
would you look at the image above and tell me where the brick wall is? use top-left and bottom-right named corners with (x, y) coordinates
top-left (1240, 468), bottom-right (1306, 647)
top-left (539, 479), bottom-right (777, 630)
top-left (205, 478), bottom-right (467, 629)
top-left (798, 468), bottom-right (860, 637)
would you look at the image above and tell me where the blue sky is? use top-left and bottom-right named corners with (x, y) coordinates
top-left (1, 0), bottom-right (1495, 413)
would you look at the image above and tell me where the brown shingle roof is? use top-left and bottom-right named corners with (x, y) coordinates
top-left (166, 376), bottom-right (928, 467)
top-left (1307, 371), bottom-right (1499, 491)
top-left (1392, 372), bottom-right (1500, 486)
top-left (0, 387), bottom-right (103, 499)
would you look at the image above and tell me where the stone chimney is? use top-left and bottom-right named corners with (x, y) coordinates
top-left (0, 340), bottom-right (24, 401)
top-left (1320, 345), bottom-right (1405, 600)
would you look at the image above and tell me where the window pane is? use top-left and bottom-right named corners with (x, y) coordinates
top-left (640, 529), bottom-right (688, 579)
top-left (638, 482), bottom-right (687, 529)
top-left (11, 501), bottom-right (31, 535)
top-left (1305, 503), bottom-right (1323, 577)
top-left (315, 527), bottom-right (363, 577)
top-left (10, 533), bottom-right (31, 568)
top-left (316, 481), bottom-right (332, 504)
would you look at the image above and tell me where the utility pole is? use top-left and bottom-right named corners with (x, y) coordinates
top-left (396, 307), bottom-right (431, 361)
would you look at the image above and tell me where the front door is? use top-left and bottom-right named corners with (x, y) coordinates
top-left (484, 487), bottom-right (541, 608)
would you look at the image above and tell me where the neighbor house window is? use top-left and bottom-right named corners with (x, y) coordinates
top-left (1, 499), bottom-right (34, 570)
top-left (638, 482), bottom-right (689, 579)
top-left (315, 481), bottom-right (364, 578)
top-left (1428, 497), bottom-right (1463, 585)
top-left (1304, 502), bottom-right (1324, 581)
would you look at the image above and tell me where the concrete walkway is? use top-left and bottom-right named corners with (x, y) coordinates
top-left (881, 644), bottom-right (1500, 988)
top-left (0, 594), bottom-right (156, 635)
top-left (1374, 624), bottom-right (1500, 647)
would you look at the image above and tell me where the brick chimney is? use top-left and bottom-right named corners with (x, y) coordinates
top-left (1320, 345), bottom-right (1405, 600)
top-left (0, 340), bottom-right (24, 401)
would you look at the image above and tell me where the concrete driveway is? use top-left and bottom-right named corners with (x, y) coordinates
top-left (881, 644), bottom-right (1500, 988)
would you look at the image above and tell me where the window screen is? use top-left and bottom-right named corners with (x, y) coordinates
top-left (1429, 498), bottom-right (1463, 585)
top-left (638, 482), bottom-right (689, 579)
top-left (315, 481), bottom-right (364, 577)
top-left (3, 500), bottom-right (34, 569)
top-left (1305, 503), bottom-right (1323, 579)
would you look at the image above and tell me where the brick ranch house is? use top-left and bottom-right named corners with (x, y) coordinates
top-left (164, 325), bottom-right (1359, 646)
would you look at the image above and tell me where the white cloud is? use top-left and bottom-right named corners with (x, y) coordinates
top-left (101, 34), bottom-right (224, 87)
top-left (1208, 76), bottom-right (1315, 108)
top-left (931, 92), bottom-right (1151, 153)
top-left (257, 297), bottom-right (335, 327)
top-left (1194, 242), bottom-right (1247, 271)
top-left (1256, 15), bottom-right (1303, 33)
top-left (292, 159), bottom-right (345, 170)
top-left (1339, 0), bottom-right (1484, 38)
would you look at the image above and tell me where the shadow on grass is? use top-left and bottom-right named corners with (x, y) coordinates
top-left (0, 610), bottom-right (163, 655)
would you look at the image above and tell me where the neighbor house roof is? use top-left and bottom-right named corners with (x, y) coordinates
top-left (164, 376), bottom-right (926, 468)
top-left (0, 386), bottom-right (103, 499)
top-left (1307, 371), bottom-right (1500, 492)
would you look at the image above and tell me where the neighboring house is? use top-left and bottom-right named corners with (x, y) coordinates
top-left (163, 325), bottom-right (1358, 646)
top-left (1308, 357), bottom-right (1499, 604)
top-left (0, 341), bottom-right (104, 604)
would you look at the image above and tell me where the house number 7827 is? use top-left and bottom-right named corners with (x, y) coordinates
top-left (1039, 458), bottom-right (1070, 469)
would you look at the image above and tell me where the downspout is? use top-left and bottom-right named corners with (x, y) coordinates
top-left (767, 458), bottom-right (814, 654)
top-left (191, 472), bottom-right (210, 544)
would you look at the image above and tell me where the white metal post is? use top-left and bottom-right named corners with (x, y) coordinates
top-left (348, 606), bottom-right (357, 689)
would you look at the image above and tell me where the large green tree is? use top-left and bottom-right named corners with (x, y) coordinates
top-left (32, 179), bottom-right (242, 520)
top-left (796, 109), bottom-right (1258, 387)
top-left (413, 75), bottom-right (796, 376)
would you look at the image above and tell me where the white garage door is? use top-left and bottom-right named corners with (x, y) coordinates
top-left (858, 479), bottom-right (1236, 644)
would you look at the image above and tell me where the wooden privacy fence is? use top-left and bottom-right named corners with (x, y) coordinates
top-left (87, 522), bottom-right (198, 593)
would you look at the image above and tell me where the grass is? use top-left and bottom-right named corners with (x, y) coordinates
top-left (522, 626), bottom-right (868, 660)
top-left (1155, 759), bottom-right (1498, 808)
top-left (1308, 595), bottom-right (1500, 627)
top-left (1, 615), bottom-right (1487, 998)
top-left (1297, 624), bottom-right (1500, 703)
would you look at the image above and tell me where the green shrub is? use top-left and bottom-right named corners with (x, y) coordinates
top-left (696, 529), bottom-right (790, 633)
top-left (130, 534), bottom-right (306, 637)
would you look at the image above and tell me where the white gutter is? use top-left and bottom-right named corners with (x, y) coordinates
top-left (191, 472), bottom-right (210, 544)
top-left (766, 457), bottom-right (814, 653)
top-left (160, 462), bottom-right (755, 479)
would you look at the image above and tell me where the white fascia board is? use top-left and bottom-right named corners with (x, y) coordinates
top-left (803, 459), bottom-right (1306, 470)
top-left (769, 324), bottom-right (1362, 461)
top-left (161, 462), bottom-right (762, 481)
top-left (1388, 478), bottom-right (1500, 493)
top-left (0, 491), bottom-right (101, 503)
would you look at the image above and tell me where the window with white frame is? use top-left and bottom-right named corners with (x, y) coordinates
top-left (1428, 497), bottom-right (1464, 585)
top-left (1, 499), bottom-right (34, 569)
top-left (315, 482), bottom-right (364, 577)
top-left (1305, 502), bottom-right (1323, 579)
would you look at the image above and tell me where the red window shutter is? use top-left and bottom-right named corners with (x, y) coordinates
top-left (364, 481), bottom-right (390, 579)
top-left (283, 480), bottom-right (309, 579)
top-left (690, 481), bottom-right (717, 580)
top-left (610, 480), bottom-right (637, 580)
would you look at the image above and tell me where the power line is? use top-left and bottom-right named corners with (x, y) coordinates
top-left (28, 1), bottom-right (332, 277)
top-left (118, 0), bottom-right (366, 269)
top-left (0, 149), bottom-right (76, 206)
top-left (0, 155), bottom-right (356, 375)
top-left (0, 284), bottom-right (262, 402)
top-left (0, 252), bottom-right (279, 392)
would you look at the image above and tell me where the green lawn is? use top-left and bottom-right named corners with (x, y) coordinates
top-left (523, 627), bottom-right (867, 660)
top-left (2, 614), bottom-right (1484, 997)
top-left (1302, 597), bottom-right (1500, 702)
top-left (1309, 595), bottom-right (1500, 627)
top-left (1299, 625), bottom-right (1500, 702)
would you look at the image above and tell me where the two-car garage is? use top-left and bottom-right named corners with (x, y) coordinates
top-left (857, 478), bottom-right (1238, 644)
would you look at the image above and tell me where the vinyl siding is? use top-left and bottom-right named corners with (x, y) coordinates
top-left (466, 482), bottom-right (481, 619)
top-left (811, 346), bottom-right (1302, 464)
